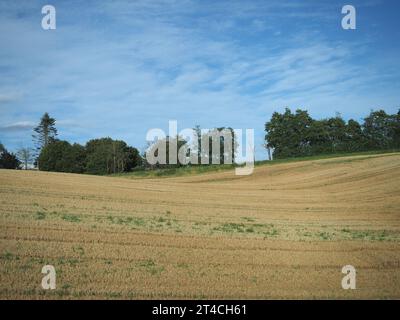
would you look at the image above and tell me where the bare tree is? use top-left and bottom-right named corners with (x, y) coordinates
top-left (17, 147), bottom-right (33, 170)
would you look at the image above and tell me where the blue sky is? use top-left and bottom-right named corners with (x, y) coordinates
top-left (0, 0), bottom-right (399, 160)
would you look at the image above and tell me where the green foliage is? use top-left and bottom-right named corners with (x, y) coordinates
top-left (190, 126), bottom-right (238, 165)
top-left (344, 119), bottom-right (366, 151)
top-left (38, 140), bottom-right (86, 173)
top-left (144, 126), bottom-right (238, 168)
top-left (144, 135), bottom-right (189, 168)
top-left (136, 259), bottom-right (165, 275)
top-left (62, 213), bottom-right (81, 223)
top-left (363, 110), bottom-right (400, 149)
top-left (35, 211), bottom-right (46, 220)
top-left (85, 138), bottom-right (141, 174)
top-left (265, 108), bottom-right (314, 158)
top-left (20, 108), bottom-right (399, 175)
top-left (201, 127), bottom-right (237, 165)
top-left (0, 144), bottom-right (20, 169)
top-left (125, 146), bottom-right (141, 171)
top-left (36, 134), bottom-right (141, 175)
top-left (118, 163), bottom-right (236, 178)
top-left (265, 108), bottom-right (400, 158)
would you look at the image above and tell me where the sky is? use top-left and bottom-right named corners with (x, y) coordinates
top-left (0, 0), bottom-right (399, 160)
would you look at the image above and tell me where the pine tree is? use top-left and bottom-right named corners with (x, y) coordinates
top-left (32, 112), bottom-right (58, 154)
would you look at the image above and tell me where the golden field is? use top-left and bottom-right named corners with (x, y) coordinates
top-left (0, 153), bottom-right (400, 299)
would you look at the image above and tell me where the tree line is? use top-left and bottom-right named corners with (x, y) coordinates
top-left (0, 113), bottom-right (142, 174)
top-left (0, 113), bottom-right (237, 173)
top-left (35, 113), bottom-right (142, 174)
top-left (265, 108), bottom-right (400, 159)
top-left (0, 142), bottom-right (21, 169)
top-left (1, 108), bottom-right (399, 172)
top-left (144, 126), bottom-right (237, 169)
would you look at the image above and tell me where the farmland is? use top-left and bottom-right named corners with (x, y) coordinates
top-left (1, 152), bottom-right (400, 299)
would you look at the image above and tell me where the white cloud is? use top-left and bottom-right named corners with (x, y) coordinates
top-left (0, 0), bottom-right (398, 159)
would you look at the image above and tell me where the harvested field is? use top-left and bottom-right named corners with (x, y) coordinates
top-left (1, 153), bottom-right (400, 299)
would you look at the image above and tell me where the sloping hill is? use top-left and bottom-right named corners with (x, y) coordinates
top-left (0, 152), bottom-right (399, 299)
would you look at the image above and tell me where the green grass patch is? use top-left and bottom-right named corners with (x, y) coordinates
top-left (1, 251), bottom-right (15, 261)
top-left (213, 223), bottom-right (248, 233)
top-left (62, 214), bottom-right (81, 223)
top-left (343, 229), bottom-right (392, 241)
top-left (35, 211), bottom-right (46, 220)
top-left (107, 215), bottom-right (145, 227)
top-left (73, 246), bottom-right (85, 256)
top-left (263, 228), bottom-right (279, 237)
top-left (317, 231), bottom-right (333, 240)
top-left (241, 217), bottom-right (255, 222)
top-left (136, 259), bottom-right (165, 275)
top-left (57, 257), bottom-right (80, 266)
top-left (110, 163), bottom-right (237, 179)
top-left (213, 222), bottom-right (279, 237)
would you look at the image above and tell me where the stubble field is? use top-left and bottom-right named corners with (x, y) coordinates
top-left (0, 153), bottom-right (399, 299)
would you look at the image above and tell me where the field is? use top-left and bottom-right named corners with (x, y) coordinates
top-left (1, 152), bottom-right (400, 299)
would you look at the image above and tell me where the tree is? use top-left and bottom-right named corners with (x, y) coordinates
top-left (0, 145), bottom-right (20, 169)
top-left (308, 120), bottom-right (330, 154)
top-left (323, 115), bottom-right (347, 152)
top-left (393, 110), bottom-right (400, 148)
top-left (85, 138), bottom-right (140, 174)
top-left (16, 147), bottom-right (33, 170)
top-left (265, 108), bottom-right (313, 158)
top-left (38, 140), bottom-right (86, 173)
top-left (32, 112), bottom-right (58, 162)
top-left (67, 143), bottom-right (87, 173)
top-left (125, 146), bottom-right (142, 171)
top-left (265, 108), bottom-right (400, 159)
top-left (344, 119), bottom-right (366, 151)
top-left (362, 109), bottom-right (400, 149)
top-left (193, 125), bottom-right (202, 164)
top-left (202, 127), bottom-right (237, 164)
top-left (145, 136), bottom-right (189, 168)
top-left (188, 126), bottom-right (238, 165)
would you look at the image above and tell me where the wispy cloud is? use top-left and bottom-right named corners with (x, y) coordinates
top-left (0, 121), bottom-right (34, 132)
top-left (0, 92), bottom-right (22, 104)
top-left (0, 0), bottom-right (399, 158)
